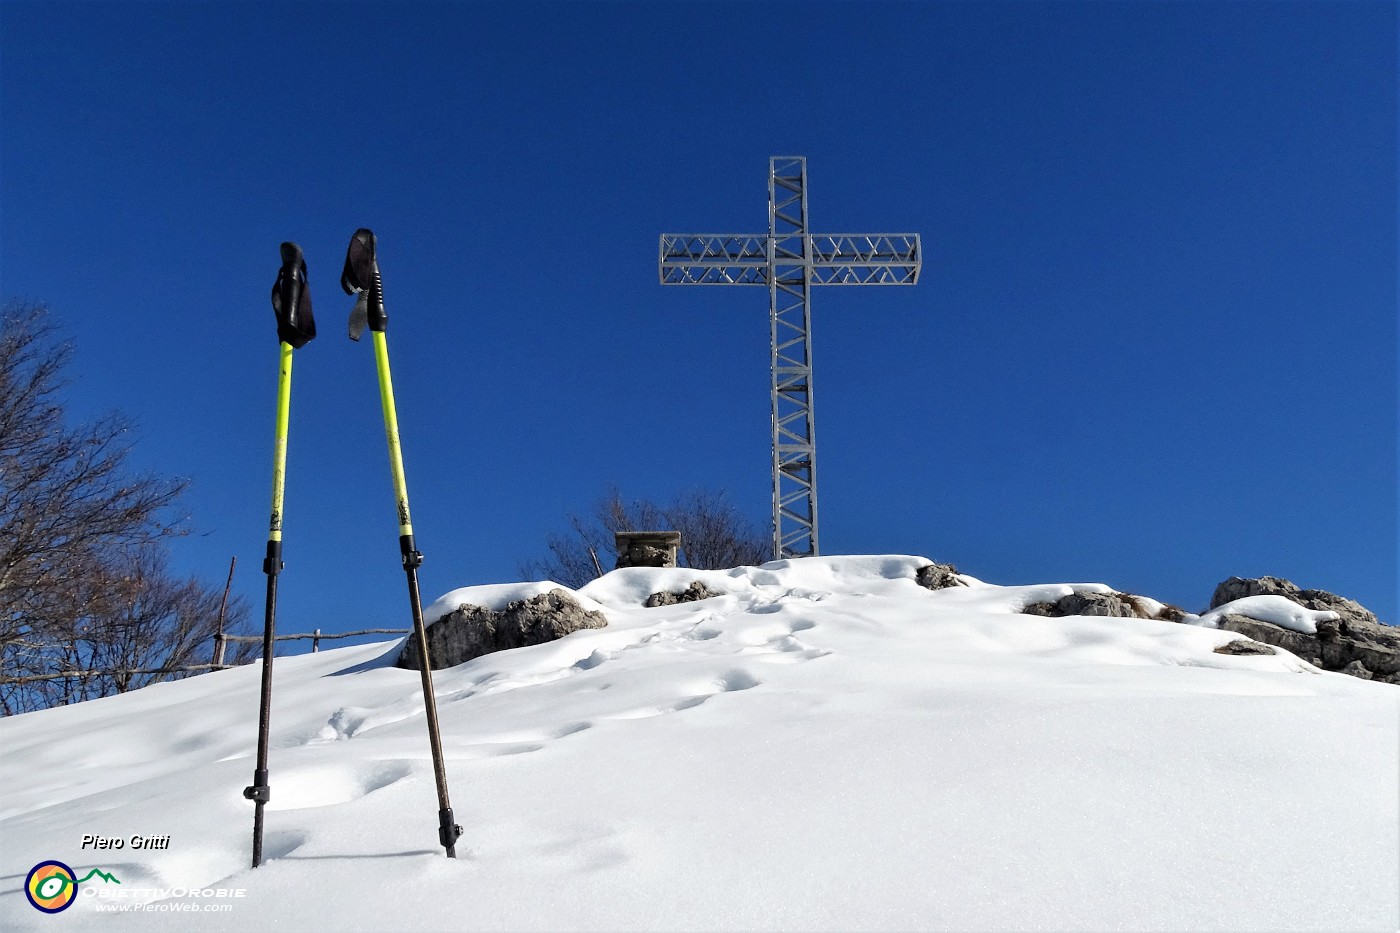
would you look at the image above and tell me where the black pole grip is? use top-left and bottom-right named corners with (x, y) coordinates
top-left (272, 242), bottom-right (316, 348)
top-left (342, 228), bottom-right (387, 333)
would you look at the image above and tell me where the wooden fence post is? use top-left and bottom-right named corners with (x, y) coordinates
top-left (213, 555), bottom-right (235, 669)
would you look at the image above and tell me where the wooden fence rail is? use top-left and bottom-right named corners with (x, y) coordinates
top-left (2, 664), bottom-right (227, 685)
top-left (213, 628), bottom-right (411, 663)
top-left (2, 628), bottom-right (411, 686)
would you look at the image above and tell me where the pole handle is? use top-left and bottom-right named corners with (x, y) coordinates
top-left (272, 243), bottom-right (317, 347)
top-left (342, 228), bottom-right (387, 334)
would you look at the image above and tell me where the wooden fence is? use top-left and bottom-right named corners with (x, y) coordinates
top-left (211, 628), bottom-right (411, 664)
top-left (2, 627), bottom-right (411, 686)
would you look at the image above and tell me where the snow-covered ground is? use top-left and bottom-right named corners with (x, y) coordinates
top-left (2, 556), bottom-right (1396, 932)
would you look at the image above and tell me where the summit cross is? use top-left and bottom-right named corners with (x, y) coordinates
top-left (659, 156), bottom-right (922, 559)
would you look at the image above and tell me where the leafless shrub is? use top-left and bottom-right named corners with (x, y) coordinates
top-left (520, 485), bottom-right (770, 588)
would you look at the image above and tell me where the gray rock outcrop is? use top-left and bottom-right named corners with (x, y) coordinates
top-left (645, 580), bottom-right (718, 608)
top-left (1342, 660), bottom-right (1375, 680)
top-left (1022, 592), bottom-right (1149, 619)
top-left (1212, 638), bottom-right (1277, 656)
top-left (916, 562), bottom-right (966, 591)
top-left (1209, 577), bottom-right (1398, 684)
top-left (1022, 591), bottom-right (1184, 622)
top-left (398, 589), bottom-right (608, 671)
top-left (1210, 576), bottom-right (1380, 628)
top-left (1212, 614), bottom-right (1400, 684)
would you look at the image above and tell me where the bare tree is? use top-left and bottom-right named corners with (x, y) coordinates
top-left (521, 486), bottom-right (769, 588)
top-left (0, 548), bottom-right (254, 713)
top-left (0, 303), bottom-right (250, 714)
top-left (1, 304), bottom-right (186, 648)
top-left (664, 488), bottom-right (774, 571)
top-left (84, 549), bottom-right (253, 695)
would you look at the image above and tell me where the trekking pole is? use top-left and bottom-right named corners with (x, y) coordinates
top-left (244, 242), bottom-right (317, 869)
top-left (342, 228), bottom-right (462, 859)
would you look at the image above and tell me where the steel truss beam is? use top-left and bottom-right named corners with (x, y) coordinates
top-left (660, 234), bottom-right (921, 285)
top-left (659, 157), bottom-right (921, 560)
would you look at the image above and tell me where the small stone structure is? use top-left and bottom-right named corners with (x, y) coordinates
top-left (615, 530), bottom-right (681, 569)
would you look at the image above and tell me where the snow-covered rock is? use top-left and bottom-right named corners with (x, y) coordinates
top-left (1199, 594), bottom-right (1338, 635)
top-left (401, 588), bottom-right (608, 670)
top-left (1196, 578), bottom-right (1399, 682)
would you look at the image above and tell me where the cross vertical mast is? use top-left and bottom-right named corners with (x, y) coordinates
top-left (768, 157), bottom-right (818, 559)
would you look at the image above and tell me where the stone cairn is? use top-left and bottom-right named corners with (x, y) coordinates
top-left (614, 531), bottom-right (681, 569)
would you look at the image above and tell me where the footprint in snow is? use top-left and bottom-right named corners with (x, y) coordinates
top-left (715, 668), bottom-right (761, 692)
top-left (573, 649), bottom-right (610, 671)
top-left (598, 665), bottom-right (765, 722)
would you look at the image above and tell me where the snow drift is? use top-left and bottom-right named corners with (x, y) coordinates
top-left (2, 556), bottom-right (1396, 932)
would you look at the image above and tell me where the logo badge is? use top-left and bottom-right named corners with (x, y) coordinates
top-left (25, 860), bottom-right (78, 913)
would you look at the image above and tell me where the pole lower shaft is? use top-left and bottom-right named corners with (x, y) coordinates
top-left (245, 556), bottom-right (279, 867)
top-left (371, 331), bottom-right (460, 858)
top-left (401, 539), bottom-right (461, 857)
top-left (247, 342), bottom-right (292, 870)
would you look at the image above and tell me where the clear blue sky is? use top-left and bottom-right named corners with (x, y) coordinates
top-left (2, 1), bottom-right (1395, 644)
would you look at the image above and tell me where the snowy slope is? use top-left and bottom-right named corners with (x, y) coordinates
top-left (2, 556), bottom-right (1396, 932)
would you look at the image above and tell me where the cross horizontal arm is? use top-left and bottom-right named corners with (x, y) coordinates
top-left (659, 234), bottom-right (922, 285)
top-left (659, 234), bottom-right (767, 284)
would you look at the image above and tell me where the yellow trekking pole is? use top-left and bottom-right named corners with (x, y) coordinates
top-left (342, 228), bottom-right (462, 859)
top-left (245, 243), bottom-right (317, 868)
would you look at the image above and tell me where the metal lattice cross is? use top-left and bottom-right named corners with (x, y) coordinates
top-left (659, 156), bottom-right (922, 559)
